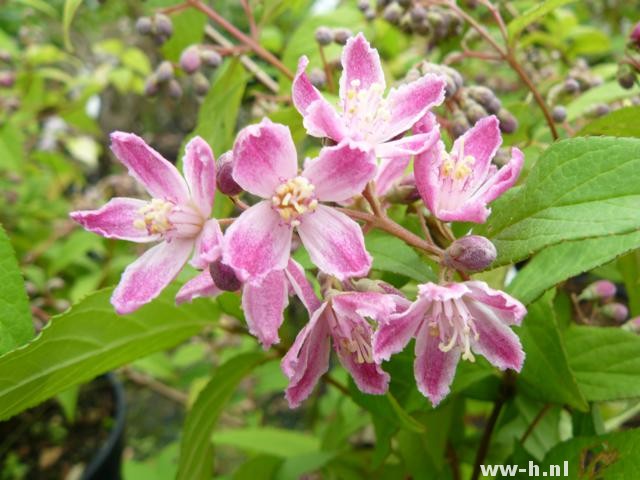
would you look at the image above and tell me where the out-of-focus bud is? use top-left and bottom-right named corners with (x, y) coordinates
top-left (617, 64), bottom-right (636, 90)
top-left (497, 108), bottom-right (518, 134)
top-left (357, 0), bottom-right (371, 12)
top-left (563, 77), bottom-right (580, 94)
top-left (216, 151), bottom-right (243, 196)
top-left (193, 72), bottom-right (210, 96)
top-left (622, 316), bottom-right (640, 333)
top-left (552, 105), bottom-right (567, 123)
top-left (144, 74), bottom-right (160, 96)
top-left (444, 235), bottom-right (497, 272)
top-left (155, 61), bottom-right (174, 82)
top-left (466, 103), bottom-right (489, 124)
top-left (179, 45), bottom-right (201, 74)
top-left (451, 110), bottom-right (470, 138)
top-left (630, 22), bottom-right (640, 49)
top-left (154, 14), bottom-right (173, 38)
top-left (467, 86), bottom-right (501, 114)
top-left (46, 277), bottom-right (65, 291)
top-left (0, 71), bottom-right (15, 88)
top-left (592, 103), bottom-right (610, 117)
top-left (201, 50), bottom-right (222, 68)
top-left (600, 303), bottom-right (629, 323)
top-left (384, 177), bottom-right (420, 204)
top-left (333, 28), bottom-right (352, 45)
top-left (209, 260), bottom-right (242, 292)
top-left (383, 2), bottom-right (403, 24)
top-left (578, 280), bottom-right (616, 301)
top-left (55, 299), bottom-right (71, 312)
top-left (309, 68), bottom-right (326, 88)
top-left (314, 26), bottom-right (334, 46)
top-left (364, 8), bottom-right (376, 21)
top-left (410, 5), bottom-right (427, 23)
top-left (351, 278), bottom-right (404, 296)
top-left (167, 79), bottom-right (183, 99)
top-left (135, 16), bottom-right (153, 36)
top-left (0, 50), bottom-right (12, 63)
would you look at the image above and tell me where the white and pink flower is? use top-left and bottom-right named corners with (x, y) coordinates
top-left (414, 115), bottom-right (523, 223)
top-left (374, 281), bottom-right (526, 406)
top-left (70, 133), bottom-right (218, 314)
top-left (292, 33), bottom-right (446, 158)
top-left (223, 118), bottom-right (375, 281)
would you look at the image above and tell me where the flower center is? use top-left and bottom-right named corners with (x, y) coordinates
top-left (440, 140), bottom-right (476, 181)
top-left (134, 198), bottom-right (175, 235)
top-left (430, 298), bottom-right (479, 362)
top-left (271, 176), bottom-right (318, 227)
top-left (343, 80), bottom-right (391, 141)
top-left (339, 324), bottom-right (374, 364)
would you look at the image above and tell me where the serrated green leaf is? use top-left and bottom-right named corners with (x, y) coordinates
top-left (0, 287), bottom-right (216, 421)
top-left (577, 107), bottom-right (640, 137)
top-left (507, 0), bottom-right (577, 44)
top-left (0, 226), bottom-right (33, 356)
top-left (365, 231), bottom-right (436, 283)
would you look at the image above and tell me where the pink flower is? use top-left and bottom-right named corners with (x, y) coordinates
top-left (283, 289), bottom-right (402, 408)
top-left (70, 133), bottom-right (218, 314)
top-left (414, 115), bottom-right (524, 223)
top-left (373, 281), bottom-right (526, 406)
top-left (223, 118), bottom-right (375, 281)
top-left (292, 33), bottom-right (446, 158)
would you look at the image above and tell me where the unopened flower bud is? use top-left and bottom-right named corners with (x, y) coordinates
top-left (209, 260), bottom-right (242, 292)
top-left (144, 74), bottom-right (160, 96)
top-left (309, 68), bottom-right (326, 88)
top-left (383, 3), bottom-right (403, 24)
top-left (552, 105), bottom-right (567, 123)
top-left (201, 50), bottom-right (222, 68)
top-left (154, 14), bottom-right (173, 38)
top-left (135, 16), bottom-right (153, 36)
top-left (216, 151), bottom-right (243, 196)
top-left (0, 72), bottom-right (15, 88)
top-left (451, 111), bottom-right (470, 138)
top-left (622, 316), bottom-right (640, 333)
top-left (592, 103), bottom-right (610, 117)
top-left (357, 0), bottom-right (371, 12)
top-left (364, 8), bottom-right (376, 21)
top-left (351, 278), bottom-right (403, 296)
top-left (410, 5), bottom-right (427, 22)
top-left (179, 45), bottom-right (201, 74)
top-left (155, 61), bottom-right (174, 82)
top-left (314, 26), bottom-right (333, 46)
top-left (46, 277), bottom-right (65, 291)
top-left (193, 72), bottom-right (210, 96)
top-left (563, 78), bottom-right (580, 94)
top-left (167, 79), bottom-right (183, 99)
top-left (578, 280), bottom-right (616, 301)
top-left (497, 108), bottom-right (518, 134)
top-left (444, 235), bottom-right (497, 272)
top-left (617, 64), bottom-right (636, 90)
top-left (630, 22), bottom-right (640, 48)
top-left (466, 103), bottom-right (489, 124)
top-left (467, 86), bottom-right (501, 114)
top-left (600, 303), bottom-right (629, 323)
top-left (333, 28), bottom-right (352, 45)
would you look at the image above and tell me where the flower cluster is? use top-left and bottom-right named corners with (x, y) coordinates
top-left (71, 33), bottom-right (526, 408)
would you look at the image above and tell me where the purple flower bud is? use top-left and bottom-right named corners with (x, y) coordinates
top-left (200, 50), bottom-right (222, 68)
top-left (154, 14), bottom-right (173, 38)
top-left (600, 303), bottom-right (629, 323)
top-left (333, 28), bottom-right (352, 45)
top-left (135, 17), bottom-right (153, 36)
top-left (497, 108), bottom-right (518, 134)
top-left (444, 235), bottom-right (497, 272)
top-left (630, 22), bottom-right (640, 48)
top-left (578, 280), bottom-right (616, 301)
top-left (216, 151), bottom-right (243, 196)
top-left (155, 61), bottom-right (174, 82)
top-left (0, 71), bottom-right (15, 88)
top-left (552, 105), bottom-right (567, 123)
top-left (167, 79), bottom-right (183, 99)
top-left (314, 27), bottom-right (333, 46)
top-left (623, 316), bottom-right (640, 333)
top-left (179, 45), bottom-right (202, 74)
top-left (209, 260), bottom-right (242, 292)
top-left (144, 74), bottom-right (159, 96)
top-left (309, 68), bottom-right (326, 88)
top-left (193, 72), bottom-right (210, 96)
top-left (563, 78), bottom-right (580, 94)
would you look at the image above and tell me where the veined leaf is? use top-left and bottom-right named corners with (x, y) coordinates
top-left (507, 0), bottom-right (577, 44)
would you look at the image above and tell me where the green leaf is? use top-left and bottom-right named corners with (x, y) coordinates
top-left (161, 8), bottom-right (207, 62)
top-left (566, 81), bottom-right (637, 121)
top-left (62, 0), bottom-right (84, 52)
top-left (14, 0), bottom-right (59, 18)
top-left (365, 231), bottom-right (436, 283)
top-left (507, 0), bottom-right (577, 44)
top-left (0, 287), bottom-right (216, 421)
top-left (0, 226), bottom-right (33, 356)
top-left (516, 292), bottom-right (587, 410)
top-left (212, 427), bottom-right (321, 458)
top-left (566, 326), bottom-right (640, 402)
top-left (577, 107), bottom-right (640, 137)
top-left (508, 230), bottom-right (640, 305)
top-left (475, 136), bottom-right (640, 266)
top-left (177, 352), bottom-right (267, 480)
top-left (617, 251), bottom-right (640, 317)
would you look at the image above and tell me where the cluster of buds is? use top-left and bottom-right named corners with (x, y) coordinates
top-left (314, 26), bottom-right (353, 47)
top-left (135, 14), bottom-right (173, 45)
top-left (617, 22), bottom-right (640, 90)
top-left (577, 280), bottom-right (628, 325)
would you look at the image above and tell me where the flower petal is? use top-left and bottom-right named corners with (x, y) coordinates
top-left (375, 157), bottom-right (411, 197)
top-left (336, 335), bottom-right (390, 395)
top-left (232, 119), bottom-right (298, 197)
top-left (381, 74), bottom-right (446, 141)
top-left (374, 130), bottom-right (440, 158)
top-left (302, 142), bottom-right (376, 202)
top-left (112, 239), bottom-right (193, 314)
top-left (182, 136), bottom-right (216, 217)
top-left (282, 304), bottom-right (331, 408)
top-left (297, 205), bottom-right (371, 280)
top-left (475, 147), bottom-right (524, 205)
top-left (414, 139), bottom-right (445, 218)
top-left (191, 219), bottom-right (223, 269)
top-left (303, 100), bottom-right (348, 141)
top-left (292, 56), bottom-right (323, 114)
top-left (110, 132), bottom-right (189, 204)
top-left (285, 259), bottom-right (322, 313)
top-left (223, 201), bottom-right (293, 280)
top-left (70, 197), bottom-right (158, 243)
top-left (464, 281), bottom-right (526, 326)
top-left (414, 321), bottom-right (460, 406)
top-left (339, 33), bottom-right (385, 102)
top-left (373, 298), bottom-right (426, 362)
top-left (176, 270), bottom-right (221, 305)
top-left (331, 291), bottom-right (397, 322)
top-left (243, 270), bottom-right (289, 349)
top-left (451, 115), bottom-right (502, 188)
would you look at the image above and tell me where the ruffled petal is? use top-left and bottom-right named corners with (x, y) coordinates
top-left (474, 147), bottom-right (524, 205)
top-left (176, 270), bottom-right (221, 305)
top-left (191, 219), bottom-right (223, 269)
top-left (464, 281), bottom-right (526, 326)
top-left (414, 321), bottom-right (460, 406)
top-left (451, 115), bottom-right (502, 189)
top-left (302, 100), bottom-right (348, 141)
top-left (380, 74), bottom-right (446, 141)
top-left (112, 239), bottom-right (193, 314)
top-left (331, 291), bottom-right (397, 322)
top-left (182, 136), bottom-right (216, 218)
top-left (223, 201), bottom-right (293, 280)
top-left (372, 298), bottom-right (426, 362)
top-left (110, 132), bottom-right (189, 204)
top-left (285, 259), bottom-right (322, 313)
top-left (242, 270), bottom-right (289, 349)
top-left (70, 197), bottom-right (158, 243)
top-left (339, 33), bottom-right (385, 103)
top-left (302, 141), bottom-right (376, 202)
top-left (292, 56), bottom-right (323, 114)
top-left (414, 139), bottom-right (445, 218)
top-left (232, 119), bottom-right (298, 197)
top-left (297, 205), bottom-right (371, 280)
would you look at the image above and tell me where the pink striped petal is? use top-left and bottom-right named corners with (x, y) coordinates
top-left (331, 291), bottom-right (397, 322)
top-left (451, 115), bottom-right (502, 188)
top-left (303, 100), bottom-right (348, 141)
top-left (336, 341), bottom-right (390, 395)
top-left (302, 142), bottom-right (376, 202)
top-left (374, 130), bottom-right (439, 158)
top-left (110, 132), bottom-right (189, 204)
top-left (176, 270), bottom-right (221, 305)
top-left (373, 298), bottom-right (426, 362)
top-left (70, 197), bottom-right (158, 243)
top-left (476, 147), bottom-right (524, 205)
top-left (112, 239), bottom-right (193, 314)
top-left (285, 260), bottom-right (322, 313)
top-left (297, 205), bottom-right (371, 280)
top-left (223, 201), bottom-right (293, 280)
top-left (339, 33), bottom-right (385, 103)
top-left (465, 281), bottom-right (526, 326)
top-left (381, 74), bottom-right (446, 141)
top-left (191, 219), bottom-right (223, 269)
top-left (414, 139), bottom-right (445, 218)
top-left (415, 321), bottom-right (460, 406)
top-left (469, 304), bottom-right (525, 371)
top-left (182, 136), bottom-right (216, 217)
top-left (292, 56), bottom-right (323, 114)
top-left (242, 270), bottom-right (289, 349)
top-left (232, 119), bottom-right (298, 197)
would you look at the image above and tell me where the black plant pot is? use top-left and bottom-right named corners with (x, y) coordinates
top-left (81, 373), bottom-right (126, 480)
